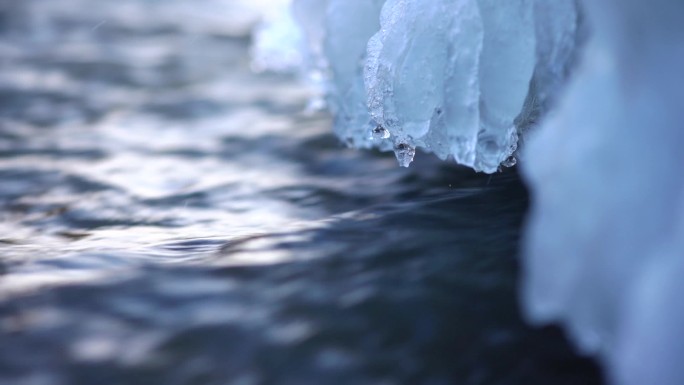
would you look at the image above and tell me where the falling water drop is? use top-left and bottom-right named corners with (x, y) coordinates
top-left (370, 125), bottom-right (390, 140)
top-left (394, 142), bottom-right (416, 167)
top-left (501, 156), bottom-right (517, 168)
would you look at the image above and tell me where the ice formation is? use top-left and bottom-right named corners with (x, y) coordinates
top-left (521, 1), bottom-right (684, 384)
top-left (253, 0), bottom-right (582, 171)
top-left (253, 2), bottom-right (684, 384)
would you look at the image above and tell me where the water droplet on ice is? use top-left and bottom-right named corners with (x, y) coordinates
top-left (371, 125), bottom-right (390, 140)
top-left (394, 142), bottom-right (416, 167)
top-left (501, 156), bottom-right (517, 168)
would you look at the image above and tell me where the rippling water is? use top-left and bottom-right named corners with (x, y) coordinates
top-left (0, 1), bottom-right (602, 384)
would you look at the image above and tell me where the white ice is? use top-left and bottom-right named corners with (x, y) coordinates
top-left (522, 1), bottom-right (684, 385)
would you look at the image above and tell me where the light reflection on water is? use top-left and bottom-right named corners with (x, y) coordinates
top-left (0, 1), bottom-right (603, 384)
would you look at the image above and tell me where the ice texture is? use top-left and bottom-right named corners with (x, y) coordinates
top-left (321, 0), bottom-right (387, 148)
top-left (284, 0), bottom-right (582, 171)
top-left (522, 0), bottom-right (684, 384)
top-left (254, 1), bottom-right (684, 384)
top-left (365, 0), bottom-right (540, 170)
top-left (365, 0), bottom-right (488, 167)
top-left (291, 0), bottom-right (387, 148)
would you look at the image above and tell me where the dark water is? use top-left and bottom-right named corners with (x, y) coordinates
top-left (0, 1), bottom-right (602, 384)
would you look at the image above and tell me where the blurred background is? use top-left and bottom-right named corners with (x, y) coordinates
top-left (0, 1), bottom-right (602, 384)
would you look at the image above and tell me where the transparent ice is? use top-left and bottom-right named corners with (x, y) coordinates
top-left (282, 0), bottom-right (581, 171)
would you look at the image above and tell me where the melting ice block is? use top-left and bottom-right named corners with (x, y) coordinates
top-left (365, 0), bottom-right (489, 167)
top-left (367, 0), bottom-right (540, 170)
top-left (288, 0), bottom-right (582, 171)
top-left (291, 0), bottom-right (387, 150)
top-left (319, 0), bottom-right (387, 149)
top-left (364, 0), bottom-right (584, 171)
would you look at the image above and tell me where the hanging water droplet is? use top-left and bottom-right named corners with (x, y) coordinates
top-left (370, 125), bottom-right (390, 140)
top-left (501, 156), bottom-right (517, 168)
top-left (394, 142), bottom-right (416, 167)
